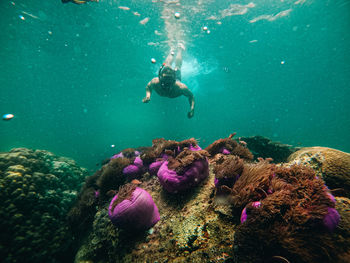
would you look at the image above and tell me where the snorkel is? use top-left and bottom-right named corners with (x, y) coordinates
top-left (159, 64), bottom-right (176, 88)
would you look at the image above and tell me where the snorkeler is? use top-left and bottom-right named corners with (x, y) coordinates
top-left (61, 0), bottom-right (98, 4)
top-left (142, 44), bottom-right (195, 119)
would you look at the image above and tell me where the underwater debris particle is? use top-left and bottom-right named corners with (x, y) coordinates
top-left (140, 17), bottom-right (150, 25)
top-left (118, 6), bottom-right (130, 10)
top-left (3, 113), bottom-right (14, 121)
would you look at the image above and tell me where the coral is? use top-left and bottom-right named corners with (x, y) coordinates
top-left (157, 149), bottom-right (209, 193)
top-left (239, 135), bottom-right (298, 163)
top-left (74, 208), bottom-right (119, 263)
top-left (205, 133), bottom-right (253, 160)
top-left (334, 196), bottom-right (350, 262)
top-left (108, 185), bottom-right (160, 231)
top-left (67, 171), bottom-right (100, 236)
top-left (287, 147), bottom-right (350, 197)
top-left (0, 148), bottom-right (87, 263)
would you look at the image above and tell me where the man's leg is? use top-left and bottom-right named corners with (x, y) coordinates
top-left (175, 43), bottom-right (185, 69)
top-left (164, 49), bottom-right (175, 66)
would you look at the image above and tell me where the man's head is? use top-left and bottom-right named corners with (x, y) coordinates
top-left (159, 66), bottom-right (176, 87)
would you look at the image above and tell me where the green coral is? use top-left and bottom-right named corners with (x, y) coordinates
top-left (0, 148), bottom-right (88, 263)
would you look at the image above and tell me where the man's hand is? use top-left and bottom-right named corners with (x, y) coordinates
top-left (187, 110), bottom-right (194, 118)
top-left (142, 97), bottom-right (150, 103)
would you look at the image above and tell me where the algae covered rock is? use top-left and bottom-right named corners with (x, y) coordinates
top-left (239, 135), bottom-right (298, 163)
top-left (287, 147), bottom-right (350, 197)
top-left (0, 148), bottom-right (88, 263)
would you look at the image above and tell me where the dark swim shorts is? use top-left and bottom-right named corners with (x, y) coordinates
top-left (174, 67), bottom-right (181, 81)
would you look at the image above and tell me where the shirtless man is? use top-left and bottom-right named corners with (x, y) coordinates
top-left (142, 45), bottom-right (195, 119)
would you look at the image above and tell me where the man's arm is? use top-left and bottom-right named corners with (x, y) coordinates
top-left (180, 84), bottom-right (195, 118)
top-left (142, 79), bottom-right (155, 103)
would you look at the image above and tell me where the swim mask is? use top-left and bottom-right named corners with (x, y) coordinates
top-left (159, 65), bottom-right (176, 87)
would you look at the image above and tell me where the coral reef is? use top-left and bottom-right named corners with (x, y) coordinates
top-left (239, 135), bottom-right (298, 163)
top-left (287, 147), bottom-right (350, 197)
top-left (0, 148), bottom-right (88, 263)
top-left (71, 138), bottom-right (350, 263)
top-left (4, 137), bottom-right (349, 263)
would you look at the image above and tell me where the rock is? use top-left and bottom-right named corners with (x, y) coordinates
top-left (239, 135), bottom-right (298, 163)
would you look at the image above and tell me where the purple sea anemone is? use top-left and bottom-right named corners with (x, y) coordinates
top-left (148, 154), bottom-right (169, 176)
top-left (189, 144), bottom-right (202, 151)
top-left (240, 207), bottom-right (248, 223)
top-left (323, 207), bottom-right (340, 232)
top-left (108, 185), bottom-right (160, 230)
top-left (111, 152), bottom-right (124, 159)
top-left (221, 147), bottom-right (231, 155)
top-left (157, 158), bottom-right (209, 193)
top-left (123, 156), bottom-right (144, 178)
top-left (149, 160), bottom-right (166, 176)
top-left (326, 192), bottom-right (336, 204)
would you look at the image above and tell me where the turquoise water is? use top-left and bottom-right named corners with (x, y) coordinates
top-left (1, 0), bottom-right (349, 170)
